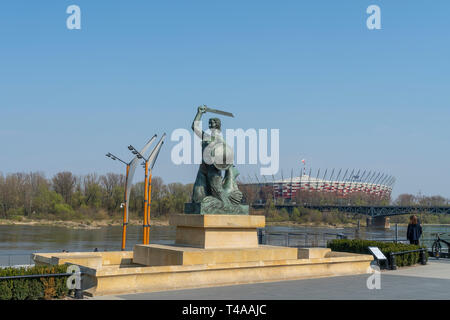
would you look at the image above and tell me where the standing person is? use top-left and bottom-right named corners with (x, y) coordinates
top-left (407, 215), bottom-right (422, 245)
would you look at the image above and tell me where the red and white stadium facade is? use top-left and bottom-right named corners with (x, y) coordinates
top-left (272, 172), bottom-right (395, 200)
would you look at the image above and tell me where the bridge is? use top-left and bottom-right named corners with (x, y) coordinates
top-left (303, 205), bottom-right (450, 217)
top-left (251, 204), bottom-right (450, 228)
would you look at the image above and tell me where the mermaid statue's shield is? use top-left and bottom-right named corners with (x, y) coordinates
top-left (206, 141), bottom-right (234, 171)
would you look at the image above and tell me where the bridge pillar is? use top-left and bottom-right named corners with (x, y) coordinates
top-left (371, 216), bottom-right (390, 229)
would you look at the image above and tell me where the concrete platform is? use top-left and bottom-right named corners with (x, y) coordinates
top-left (32, 215), bottom-right (373, 296)
top-left (133, 244), bottom-right (298, 266)
top-left (33, 251), bottom-right (133, 267)
top-left (87, 249), bottom-right (372, 296)
top-left (92, 260), bottom-right (450, 300)
top-left (32, 247), bottom-right (373, 296)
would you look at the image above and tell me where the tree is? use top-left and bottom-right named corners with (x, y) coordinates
top-left (151, 177), bottom-right (168, 216)
top-left (418, 195), bottom-right (447, 207)
top-left (83, 173), bottom-right (102, 209)
top-left (100, 173), bottom-right (125, 213)
top-left (395, 194), bottom-right (416, 206)
top-left (167, 183), bottom-right (191, 213)
top-left (52, 172), bottom-right (76, 204)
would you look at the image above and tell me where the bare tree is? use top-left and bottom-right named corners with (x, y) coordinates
top-left (83, 173), bottom-right (102, 207)
top-left (52, 172), bottom-right (76, 204)
top-left (395, 194), bottom-right (417, 206)
top-left (100, 173), bottom-right (125, 197)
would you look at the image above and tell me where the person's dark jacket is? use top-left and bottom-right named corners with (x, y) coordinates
top-left (407, 223), bottom-right (422, 241)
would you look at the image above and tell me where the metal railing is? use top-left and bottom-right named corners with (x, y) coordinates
top-left (258, 229), bottom-right (348, 248)
top-left (258, 229), bottom-right (446, 255)
top-left (0, 254), bottom-right (34, 268)
top-left (0, 272), bottom-right (73, 280)
top-left (389, 248), bottom-right (428, 270)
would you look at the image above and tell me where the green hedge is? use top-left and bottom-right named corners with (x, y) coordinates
top-left (0, 265), bottom-right (69, 300)
top-left (327, 239), bottom-right (428, 267)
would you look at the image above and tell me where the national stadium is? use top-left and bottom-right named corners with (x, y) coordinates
top-left (243, 168), bottom-right (395, 202)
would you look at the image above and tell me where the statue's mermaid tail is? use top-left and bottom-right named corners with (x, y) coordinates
top-left (222, 166), bottom-right (242, 204)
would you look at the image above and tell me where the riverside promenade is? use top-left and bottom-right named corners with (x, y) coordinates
top-left (92, 258), bottom-right (450, 300)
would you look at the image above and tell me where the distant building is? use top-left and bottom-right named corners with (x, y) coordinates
top-left (244, 170), bottom-right (395, 202)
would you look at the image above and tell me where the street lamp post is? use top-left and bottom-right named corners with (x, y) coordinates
top-left (144, 133), bottom-right (166, 244)
top-left (127, 145), bottom-right (149, 244)
top-left (105, 152), bottom-right (131, 251)
top-left (128, 134), bottom-right (166, 245)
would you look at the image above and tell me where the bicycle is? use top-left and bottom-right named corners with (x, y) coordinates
top-left (431, 233), bottom-right (450, 259)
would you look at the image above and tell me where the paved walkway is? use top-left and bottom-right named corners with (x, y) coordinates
top-left (92, 258), bottom-right (450, 300)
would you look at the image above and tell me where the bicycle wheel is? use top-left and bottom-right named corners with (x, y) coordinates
top-left (432, 241), bottom-right (441, 258)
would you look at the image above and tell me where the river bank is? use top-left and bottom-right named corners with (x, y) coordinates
top-left (0, 217), bottom-right (360, 230)
top-left (1, 216), bottom-right (444, 230)
top-left (0, 218), bottom-right (169, 230)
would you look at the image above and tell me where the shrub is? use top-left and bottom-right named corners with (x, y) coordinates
top-left (278, 208), bottom-right (289, 221)
top-left (9, 215), bottom-right (24, 222)
top-left (0, 280), bottom-right (12, 300)
top-left (0, 265), bottom-right (69, 300)
top-left (327, 239), bottom-right (428, 267)
top-left (42, 277), bottom-right (57, 300)
top-left (309, 210), bottom-right (322, 224)
top-left (266, 210), bottom-right (282, 222)
top-left (6, 208), bottom-right (25, 219)
top-left (291, 207), bottom-right (301, 221)
top-left (54, 203), bottom-right (74, 218)
top-left (92, 209), bottom-right (109, 220)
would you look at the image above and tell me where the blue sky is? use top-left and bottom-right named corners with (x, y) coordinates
top-left (0, 1), bottom-right (449, 198)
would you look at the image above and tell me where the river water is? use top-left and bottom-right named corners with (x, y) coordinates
top-left (1, 224), bottom-right (449, 266)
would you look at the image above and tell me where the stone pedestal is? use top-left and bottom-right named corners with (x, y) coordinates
top-left (184, 202), bottom-right (249, 215)
top-left (170, 214), bottom-right (265, 249)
